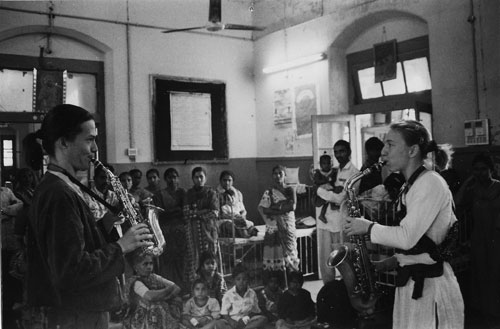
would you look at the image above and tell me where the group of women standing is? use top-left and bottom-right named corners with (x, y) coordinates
top-left (152, 165), bottom-right (300, 292)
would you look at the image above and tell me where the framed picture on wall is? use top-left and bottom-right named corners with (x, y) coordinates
top-left (34, 69), bottom-right (66, 113)
top-left (373, 39), bottom-right (397, 83)
top-left (294, 83), bottom-right (318, 138)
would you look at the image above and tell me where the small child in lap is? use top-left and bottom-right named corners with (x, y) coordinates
top-left (276, 271), bottom-right (315, 329)
top-left (220, 264), bottom-right (267, 329)
top-left (182, 278), bottom-right (225, 329)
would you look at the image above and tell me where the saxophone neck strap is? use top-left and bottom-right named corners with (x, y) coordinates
top-left (396, 165), bottom-right (427, 223)
top-left (47, 163), bottom-right (120, 214)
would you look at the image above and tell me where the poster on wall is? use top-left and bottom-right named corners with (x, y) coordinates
top-left (294, 83), bottom-right (317, 137)
top-left (273, 88), bottom-right (293, 126)
top-left (374, 39), bottom-right (397, 83)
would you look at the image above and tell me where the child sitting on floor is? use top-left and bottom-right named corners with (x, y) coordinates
top-left (276, 271), bottom-right (316, 329)
top-left (195, 251), bottom-right (227, 304)
top-left (257, 272), bottom-right (283, 324)
top-left (182, 278), bottom-right (225, 329)
top-left (220, 264), bottom-right (268, 329)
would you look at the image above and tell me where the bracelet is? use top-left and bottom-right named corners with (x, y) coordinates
top-left (367, 222), bottom-right (375, 236)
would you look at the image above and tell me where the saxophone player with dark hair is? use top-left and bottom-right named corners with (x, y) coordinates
top-left (344, 120), bottom-right (464, 329)
top-left (26, 104), bottom-right (154, 329)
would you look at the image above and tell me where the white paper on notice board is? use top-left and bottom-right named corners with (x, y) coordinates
top-left (170, 92), bottom-right (213, 151)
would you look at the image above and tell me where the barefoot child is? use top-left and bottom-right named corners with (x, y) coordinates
top-left (220, 264), bottom-right (267, 329)
top-left (182, 278), bottom-right (225, 329)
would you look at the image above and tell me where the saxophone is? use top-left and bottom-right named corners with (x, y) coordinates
top-left (326, 161), bottom-right (384, 317)
top-left (92, 159), bottom-right (166, 256)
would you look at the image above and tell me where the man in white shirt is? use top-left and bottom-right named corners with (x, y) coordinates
top-left (316, 140), bottom-right (359, 283)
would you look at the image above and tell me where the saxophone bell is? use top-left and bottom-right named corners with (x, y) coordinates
top-left (326, 245), bottom-right (349, 268)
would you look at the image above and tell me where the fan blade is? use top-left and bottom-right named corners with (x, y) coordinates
top-left (209, 0), bottom-right (222, 23)
top-left (162, 26), bottom-right (206, 34)
top-left (223, 23), bottom-right (265, 31)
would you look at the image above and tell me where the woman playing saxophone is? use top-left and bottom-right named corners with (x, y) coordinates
top-left (344, 121), bottom-right (464, 329)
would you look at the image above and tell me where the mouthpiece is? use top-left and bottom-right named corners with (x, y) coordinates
top-left (345, 161), bottom-right (385, 191)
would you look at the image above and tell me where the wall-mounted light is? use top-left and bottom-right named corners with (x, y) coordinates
top-left (262, 52), bottom-right (327, 74)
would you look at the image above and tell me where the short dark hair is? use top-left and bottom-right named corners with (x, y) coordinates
top-left (119, 171), bottom-right (131, 180)
top-left (219, 170), bottom-right (235, 182)
top-left (38, 104), bottom-right (94, 156)
top-left (192, 166), bottom-right (206, 178)
top-left (365, 137), bottom-right (384, 153)
top-left (146, 168), bottom-right (160, 177)
top-left (191, 278), bottom-right (208, 292)
top-left (319, 154), bottom-right (332, 162)
top-left (287, 271), bottom-right (304, 286)
top-left (334, 140), bottom-right (351, 155)
top-left (272, 165), bottom-right (286, 174)
top-left (129, 169), bottom-right (142, 177)
top-left (197, 250), bottom-right (217, 272)
top-left (164, 168), bottom-right (179, 180)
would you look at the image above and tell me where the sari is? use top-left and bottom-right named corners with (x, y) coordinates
top-left (152, 187), bottom-right (186, 288)
top-left (123, 274), bottom-right (184, 329)
top-left (258, 187), bottom-right (299, 273)
top-left (184, 186), bottom-right (219, 284)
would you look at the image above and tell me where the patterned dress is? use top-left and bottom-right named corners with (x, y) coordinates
top-left (123, 274), bottom-right (184, 329)
top-left (184, 186), bottom-right (219, 284)
top-left (258, 187), bottom-right (298, 274)
top-left (153, 187), bottom-right (187, 289)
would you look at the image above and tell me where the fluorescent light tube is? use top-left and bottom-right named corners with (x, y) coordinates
top-left (262, 52), bottom-right (327, 74)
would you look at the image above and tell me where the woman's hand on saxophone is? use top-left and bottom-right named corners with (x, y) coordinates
top-left (344, 216), bottom-right (372, 236)
top-left (117, 223), bottom-right (154, 254)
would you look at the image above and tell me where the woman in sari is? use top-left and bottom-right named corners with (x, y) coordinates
top-left (152, 168), bottom-right (187, 290)
top-left (258, 165), bottom-right (299, 281)
top-left (217, 170), bottom-right (257, 238)
top-left (184, 166), bottom-right (220, 284)
top-left (123, 250), bottom-right (183, 329)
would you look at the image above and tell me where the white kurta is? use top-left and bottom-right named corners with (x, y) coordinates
top-left (371, 171), bottom-right (464, 329)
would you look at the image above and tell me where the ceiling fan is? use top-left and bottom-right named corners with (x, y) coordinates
top-left (162, 0), bottom-right (264, 34)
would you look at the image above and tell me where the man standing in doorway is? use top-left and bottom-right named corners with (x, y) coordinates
top-left (315, 140), bottom-right (359, 283)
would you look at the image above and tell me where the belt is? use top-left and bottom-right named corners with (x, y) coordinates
top-left (396, 262), bottom-right (443, 300)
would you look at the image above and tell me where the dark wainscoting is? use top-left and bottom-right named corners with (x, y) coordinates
top-left (110, 156), bottom-right (314, 226)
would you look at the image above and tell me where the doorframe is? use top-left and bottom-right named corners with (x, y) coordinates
top-left (311, 114), bottom-right (358, 169)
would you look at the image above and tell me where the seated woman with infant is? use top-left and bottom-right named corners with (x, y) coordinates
top-left (216, 170), bottom-right (258, 238)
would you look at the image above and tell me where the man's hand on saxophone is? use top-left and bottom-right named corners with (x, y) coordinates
top-left (343, 216), bottom-right (373, 236)
top-left (117, 223), bottom-right (154, 254)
